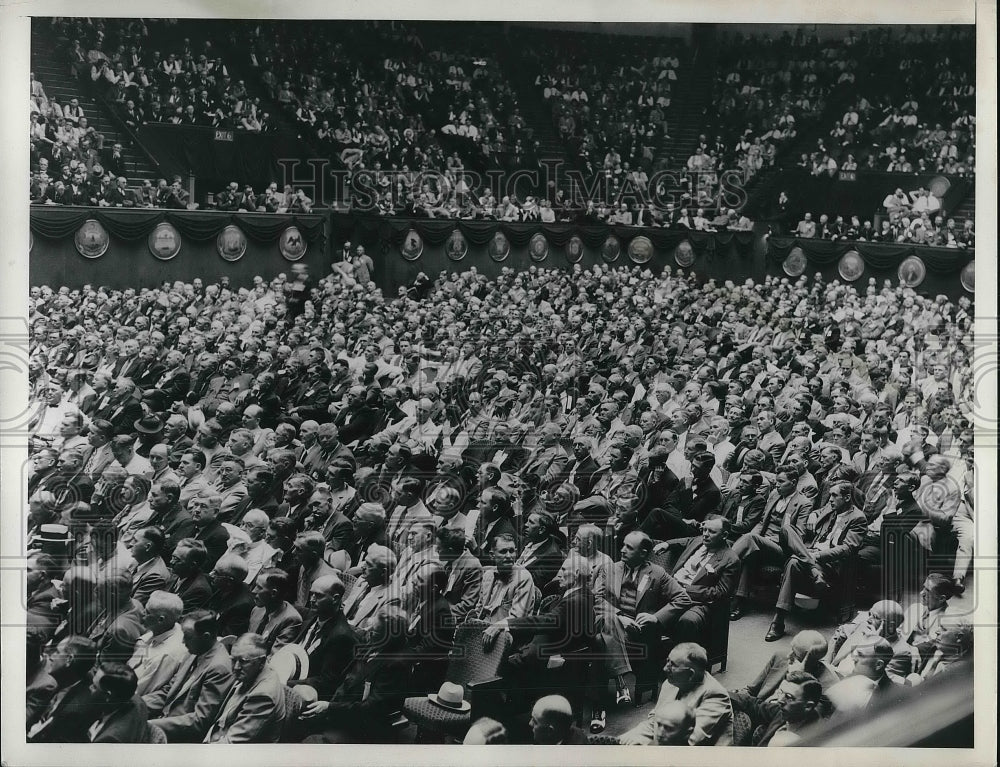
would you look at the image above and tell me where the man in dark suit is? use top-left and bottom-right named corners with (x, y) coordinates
top-left (143, 349), bottom-right (191, 412)
top-left (45, 449), bottom-right (95, 519)
top-left (248, 568), bottom-right (303, 654)
top-left (97, 378), bottom-right (145, 436)
top-left (110, 340), bottom-right (142, 380)
top-left (189, 490), bottom-right (231, 570)
top-left (471, 486), bottom-right (519, 564)
top-left (556, 435), bottom-right (603, 498)
top-left (640, 451), bottom-right (722, 541)
top-left (718, 470), bottom-right (766, 540)
top-left (275, 472), bottom-right (314, 533)
top-left (515, 510), bottom-right (566, 590)
top-left (89, 571), bottom-right (146, 664)
top-left (132, 344), bottom-right (167, 390)
top-left (404, 564), bottom-right (456, 693)
top-left (203, 633), bottom-right (287, 742)
top-left (437, 526), bottom-right (483, 622)
top-left (519, 422), bottom-right (570, 491)
top-left (207, 554), bottom-right (255, 637)
top-left (334, 385), bottom-right (381, 445)
top-left (166, 538), bottom-right (213, 610)
top-left (129, 526), bottom-right (171, 605)
top-left (653, 515), bottom-right (739, 642)
top-left (228, 467), bottom-right (279, 525)
top-left (287, 573), bottom-right (358, 698)
top-left (750, 669), bottom-right (826, 747)
top-left (86, 662), bottom-right (151, 742)
top-left (488, 552), bottom-right (596, 677)
top-left (636, 447), bottom-right (684, 520)
top-left (146, 609), bottom-right (235, 742)
top-left (766, 480), bottom-right (868, 641)
top-left (300, 608), bottom-right (413, 743)
top-left (147, 479), bottom-right (195, 559)
top-left (301, 424), bottom-right (355, 482)
top-left (27, 636), bottom-right (98, 743)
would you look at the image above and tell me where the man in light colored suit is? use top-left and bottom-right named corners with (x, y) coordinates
top-left (619, 642), bottom-right (733, 746)
top-left (248, 568), bottom-right (303, 654)
top-left (203, 633), bottom-right (286, 743)
top-left (653, 516), bottom-right (740, 642)
top-left (341, 544), bottom-right (395, 637)
top-left (146, 610), bottom-right (235, 742)
top-left (127, 590), bottom-right (187, 698)
top-left (728, 469), bottom-right (813, 621)
top-left (520, 423), bottom-right (570, 490)
top-left (177, 450), bottom-right (210, 510)
top-left (214, 456), bottom-right (249, 522)
top-left (467, 534), bottom-right (537, 623)
top-left (765, 481), bottom-right (867, 641)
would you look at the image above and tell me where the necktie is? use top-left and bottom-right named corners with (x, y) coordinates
top-left (346, 582), bottom-right (370, 620)
top-left (165, 655), bottom-right (200, 708)
top-left (302, 620), bottom-right (323, 654)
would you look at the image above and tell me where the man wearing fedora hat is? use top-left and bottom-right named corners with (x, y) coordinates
top-left (134, 414), bottom-right (165, 458)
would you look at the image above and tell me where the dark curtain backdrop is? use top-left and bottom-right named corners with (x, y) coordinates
top-left (766, 235), bottom-right (973, 300)
top-left (28, 208), bottom-right (972, 301)
top-left (29, 207), bottom-right (327, 289)
top-left (327, 213), bottom-right (761, 292)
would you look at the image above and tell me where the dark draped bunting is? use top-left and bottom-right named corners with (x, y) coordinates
top-left (30, 207), bottom-right (326, 245)
top-left (767, 235), bottom-right (973, 275)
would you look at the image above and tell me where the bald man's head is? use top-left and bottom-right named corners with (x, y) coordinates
top-left (653, 699), bottom-right (695, 745)
top-left (530, 695), bottom-right (574, 744)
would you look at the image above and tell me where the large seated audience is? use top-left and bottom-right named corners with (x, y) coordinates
top-left (23, 252), bottom-right (975, 745)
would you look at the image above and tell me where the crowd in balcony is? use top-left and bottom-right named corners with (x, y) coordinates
top-left (526, 32), bottom-right (682, 184)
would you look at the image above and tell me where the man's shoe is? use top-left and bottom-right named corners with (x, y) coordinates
top-left (615, 687), bottom-right (632, 706)
top-left (811, 567), bottom-right (829, 590)
top-left (954, 576), bottom-right (966, 595)
top-left (589, 710), bottom-right (607, 733)
top-left (765, 621), bottom-right (786, 642)
top-left (729, 605), bottom-right (744, 621)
